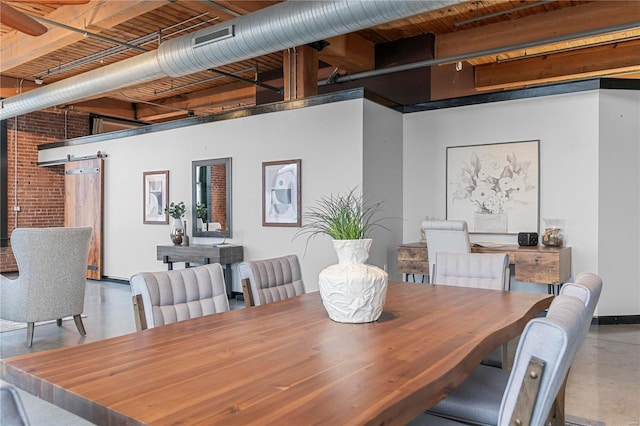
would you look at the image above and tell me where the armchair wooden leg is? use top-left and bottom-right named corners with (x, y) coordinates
top-left (73, 314), bottom-right (86, 336)
top-left (26, 322), bottom-right (34, 347)
top-left (56, 318), bottom-right (62, 326)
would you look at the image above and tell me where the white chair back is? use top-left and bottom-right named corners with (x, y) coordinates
top-left (422, 220), bottom-right (471, 282)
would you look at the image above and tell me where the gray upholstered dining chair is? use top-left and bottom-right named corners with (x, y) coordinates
top-left (0, 383), bottom-right (30, 426)
top-left (433, 252), bottom-right (510, 291)
top-left (237, 254), bottom-right (305, 307)
top-left (422, 220), bottom-right (471, 283)
top-left (0, 227), bottom-right (92, 347)
top-left (411, 273), bottom-right (602, 426)
top-left (433, 251), bottom-right (511, 368)
top-left (130, 263), bottom-right (229, 330)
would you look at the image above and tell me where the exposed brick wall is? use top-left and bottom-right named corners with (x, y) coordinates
top-left (0, 109), bottom-right (90, 273)
top-left (210, 164), bottom-right (227, 232)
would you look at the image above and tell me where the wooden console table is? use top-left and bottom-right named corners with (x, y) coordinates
top-left (156, 244), bottom-right (244, 297)
top-left (398, 242), bottom-right (571, 291)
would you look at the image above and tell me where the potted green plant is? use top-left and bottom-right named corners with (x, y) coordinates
top-left (295, 187), bottom-right (389, 324)
top-left (294, 187), bottom-right (386, 243)
top-left (164, 201), bottom-right (186, 245)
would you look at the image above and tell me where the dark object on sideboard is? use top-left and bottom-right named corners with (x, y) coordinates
top-left (518, 232), bottom-right (539, 246)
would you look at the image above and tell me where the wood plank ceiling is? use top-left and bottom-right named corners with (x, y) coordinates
top-left (1, 0), bottom-right (639, 124)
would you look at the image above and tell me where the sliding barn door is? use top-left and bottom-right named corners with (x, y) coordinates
top-left (64, 158), bottom-right (103, 280)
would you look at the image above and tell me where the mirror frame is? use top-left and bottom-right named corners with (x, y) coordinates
top-left (192, 157), bottom-right (232, 238)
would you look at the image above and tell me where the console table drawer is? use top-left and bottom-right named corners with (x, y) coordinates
top-left (514, 248), bottom-right (571, 285)
top-left (397, 244), bottom-right (428, 274)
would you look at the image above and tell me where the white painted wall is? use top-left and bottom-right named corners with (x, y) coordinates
top-left (362, 100), bottom-right (404, 280)
top-left (598, 89), bottom-right (640, 316)
top-left (403, 89), bottom-right (640, 316)
top-left (39, 88), bottom-right (640, 316)
top-left (40, 99), bottom-right (368, 292)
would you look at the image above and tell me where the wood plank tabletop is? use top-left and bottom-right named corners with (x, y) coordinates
top-left (1, 282), bottom-right (552, 426)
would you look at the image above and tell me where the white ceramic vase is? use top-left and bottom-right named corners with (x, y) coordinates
top-left (318, 238), bottom-right (388, 323)
top-left (170, 218), bottom-right (184, 245)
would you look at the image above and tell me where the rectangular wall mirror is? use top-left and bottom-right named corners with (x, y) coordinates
top-left (192, 157), bottom-right (232, 238)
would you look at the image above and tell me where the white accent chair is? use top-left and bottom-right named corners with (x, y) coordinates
top-left (0, 227), bottom-right (92, 347)
top-left (238, 254), bottom-right (305, 307)
top-left (422, 220), bottom-right (471, 283)
top-left (411, 273), bottom-right (602, 426)
top-left (130, 263), bottom-right (230, 330)
top-left (433, 251), bottom-right (511, 368)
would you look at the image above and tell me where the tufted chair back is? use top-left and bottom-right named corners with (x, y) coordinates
top-left (237, 254), bottom-right (305, 307)
top-left (433, 252), bottom-right (510, 291)
top-left (130, 263), bottom-right (229, 330)
top-left (433, 251), bottom-right (510, 368)
top-left (422, 220), bottom-right (471, 282)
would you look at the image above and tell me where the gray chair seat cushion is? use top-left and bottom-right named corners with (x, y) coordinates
top-left (428, 364), bottom-right (508, 426)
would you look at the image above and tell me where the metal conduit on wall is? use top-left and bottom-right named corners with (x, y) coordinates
top-left (0, 0), bottom-right (463, 120)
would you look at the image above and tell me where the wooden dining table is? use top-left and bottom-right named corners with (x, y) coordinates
top-left (1, 281), bottom-right (553, 426)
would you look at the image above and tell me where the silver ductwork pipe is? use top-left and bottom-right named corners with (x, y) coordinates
top-left (0, 0), bottom-right (462, 120)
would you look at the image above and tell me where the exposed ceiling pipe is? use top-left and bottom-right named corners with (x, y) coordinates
top-left (27, 13), bottom-right (219, 82)
top-left (0, 0), bottom-right (463, 120)
top-left (319, 20), bottom-right (640, 85)
top-left (31, 15), bottom-right (148, 53)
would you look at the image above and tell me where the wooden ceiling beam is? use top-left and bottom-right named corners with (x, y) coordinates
top-left (68, 98), bottom-right (136, 120)
top-left (0, 0), bottom-right (166, 72)
top-left (319, 33), bottom-right (374, 74)
top-left (135, 81), bottom-right (256, 121)
top-left (436, 2), bottom-right (640, 63)
top-left (475, 39), bottom-right (640, 91)
top-left (0, 75), bottom-right (39, 97)
top-left (212, 1), bottom-right (278, 16)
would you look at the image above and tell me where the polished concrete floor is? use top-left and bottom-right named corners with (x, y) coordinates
top-left (1, 280), bottom-right (639, 425)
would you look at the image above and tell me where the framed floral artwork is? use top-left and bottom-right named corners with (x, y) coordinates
top-left (143, 170), bottom-right (169, 224)
top-left (262, 159), bottom-right (301, 227)
top-left (446, 140), bottom-right (539, 234)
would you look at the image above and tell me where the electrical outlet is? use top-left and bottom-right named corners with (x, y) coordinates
top-left (13, 206), bottom-right (20, 212)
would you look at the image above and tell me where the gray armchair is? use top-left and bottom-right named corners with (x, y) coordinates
top-left (0, 227), bottom-right (92, 347)
top-left (237, 254), bottom-right (305, 307)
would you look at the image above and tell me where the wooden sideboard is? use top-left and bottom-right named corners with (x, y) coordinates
top-left (156, 244), bottom-right (244, 297)
top-left (398, 242), bottom-right (572, 288)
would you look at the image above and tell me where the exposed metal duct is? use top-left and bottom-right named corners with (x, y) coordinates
top-left (0, 0), bottom-right (463, 120)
